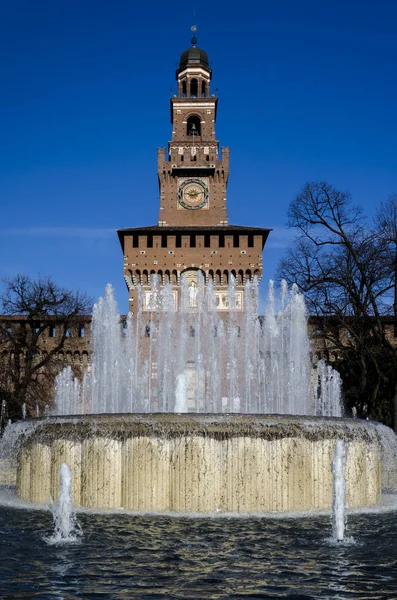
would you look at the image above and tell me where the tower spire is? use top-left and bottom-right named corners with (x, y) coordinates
top-left (191, 22), bottom-right (197, 46)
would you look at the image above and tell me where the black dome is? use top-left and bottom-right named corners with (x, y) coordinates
top-left (179, 43), bottom-right (209, 69)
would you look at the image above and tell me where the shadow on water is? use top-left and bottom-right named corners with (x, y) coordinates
top-left (1, 506), bottom-right (397, 599)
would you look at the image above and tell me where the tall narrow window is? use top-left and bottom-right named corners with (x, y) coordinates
top-left (190, 78), bottom-right (198, 97)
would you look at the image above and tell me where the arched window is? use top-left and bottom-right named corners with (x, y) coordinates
top-left (190, 78), bottom-right (198, 97)
top-left (201, 81), bottom-right (207, 97)
top-left (182, 81), bottom-right (187, 97)
top-left (187, 115), bottom-right (201, 137)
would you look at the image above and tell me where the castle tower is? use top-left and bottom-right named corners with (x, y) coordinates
top-left (117, 33), bottom-right (270, 312)
top-left (158, 34), bottom-right (228, 227)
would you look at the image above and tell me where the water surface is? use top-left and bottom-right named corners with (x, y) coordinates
top-left (1, 505), bottom-right (397, 599)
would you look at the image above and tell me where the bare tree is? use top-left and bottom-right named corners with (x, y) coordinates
top-left (372, 193), bottom-right (397, 425)
top-left (278, 182), bottom-right (397, 427)
top-left (0, 274), bottom-right (92, 419)
top-left (374, 194), bottom-right (397, 320)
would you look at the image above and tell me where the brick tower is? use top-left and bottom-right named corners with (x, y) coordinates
top-left (117, 33), bottom-right (270, 312)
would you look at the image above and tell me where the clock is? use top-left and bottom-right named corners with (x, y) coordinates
top-left (178, 178), bottom-right (209, 210)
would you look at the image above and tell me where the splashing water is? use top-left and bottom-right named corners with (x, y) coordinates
top-left (53, 277), bottom-right (343, 416)
top-left (45, 463), bottom-right (82, 544)
top-left (316, 360), bottom-right (343, 417)
top-left (174, 373), bottom-right (188, 412)
top-left (332, 440), bottom-right (346, 542)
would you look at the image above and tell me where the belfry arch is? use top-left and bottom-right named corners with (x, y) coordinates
top-left (187, 115), bottom-right (201, 137)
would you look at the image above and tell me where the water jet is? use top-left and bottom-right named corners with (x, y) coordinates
top-left (46, 462), bottom-right (82, 543)
top-left (332, 439), bottom-right (346, 541)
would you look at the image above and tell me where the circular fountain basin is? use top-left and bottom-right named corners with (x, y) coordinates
top-left (17, 414), bottom-right (382, 513)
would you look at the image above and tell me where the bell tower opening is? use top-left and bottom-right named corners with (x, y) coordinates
top-left (187, 115), bottom-right (201, 137)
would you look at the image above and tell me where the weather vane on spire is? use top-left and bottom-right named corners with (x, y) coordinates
top-left (191, 10), bottom-right (197, 46)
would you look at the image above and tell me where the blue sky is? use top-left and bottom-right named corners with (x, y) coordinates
top-left (1, 0), bottom-right (396, 314)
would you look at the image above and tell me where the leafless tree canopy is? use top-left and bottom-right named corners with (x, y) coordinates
top-left (278, 182), bottom-right (397, 428)
top-left (0, 274), bottom-right (92, 420)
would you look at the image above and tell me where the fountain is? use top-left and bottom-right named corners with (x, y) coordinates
top-left (52, 277), bottom-right (341, 417)
top-left (10, 277), bottom-right (384, 513)
top-left (45, 462), bottom-right (82, 543)
top-left (331, 440), bottom-right (346, 542)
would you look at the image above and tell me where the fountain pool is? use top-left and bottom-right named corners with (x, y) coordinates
top-left (1, 503), bottom-right (397, 599)
top-left (16, 414), bottom-right (381, 512)
top-left (1, 279), bottom-right (394, 512)
top-left (1, 278), bottom-right (397, 597)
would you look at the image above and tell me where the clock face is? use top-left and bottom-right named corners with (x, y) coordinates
top-left (178, 179), bottom-right (209, 210)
